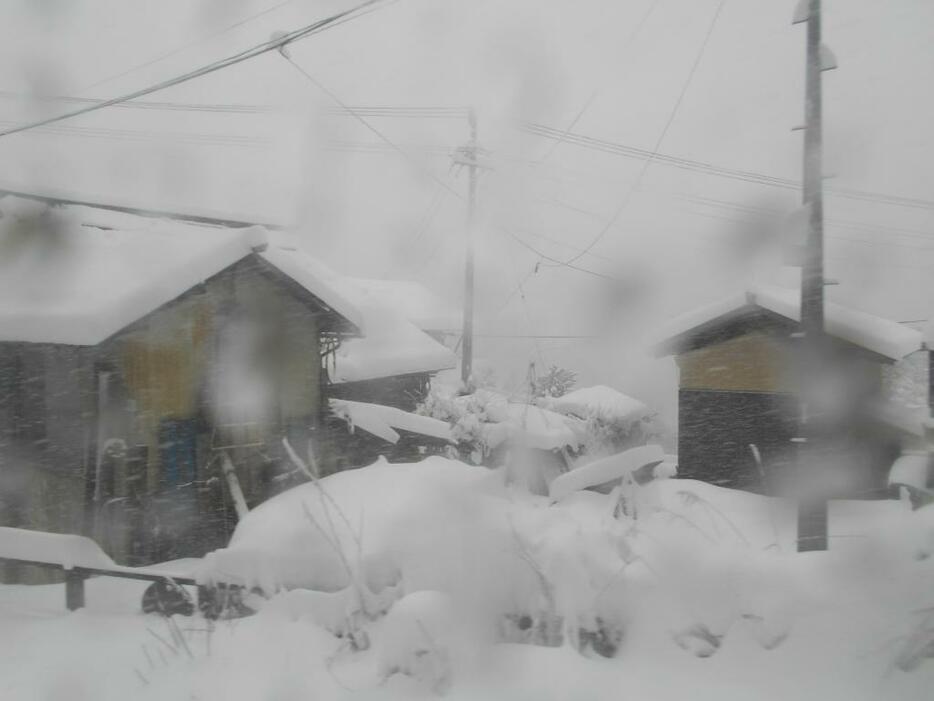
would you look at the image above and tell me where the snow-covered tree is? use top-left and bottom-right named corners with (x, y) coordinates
top-left (532, 365), bottom-right (577, 399)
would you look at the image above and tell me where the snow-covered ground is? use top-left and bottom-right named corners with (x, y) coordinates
top-left (2, 457), bottom-right (933, 700)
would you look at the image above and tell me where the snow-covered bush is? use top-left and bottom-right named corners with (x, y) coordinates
top-left (416, 385), bottom-right (509, 464)
top-left (543, 384), bottom-right (660, 458)
top-left (532, 365), bottom-right (577, 399)
top-left (211, 455), bottom-right (812, 668)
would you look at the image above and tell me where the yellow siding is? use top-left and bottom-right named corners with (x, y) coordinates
top-left (120, 301), bottom-right (211, 420)
top-left (676, 332), bottom-right (792, 392)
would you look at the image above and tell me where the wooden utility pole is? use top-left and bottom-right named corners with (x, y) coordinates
top-left (795, 0), bottom-right (833, 552)
top-left (460, 109), bottom-right (479, 387)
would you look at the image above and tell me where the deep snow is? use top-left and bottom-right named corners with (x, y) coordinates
top-left (1, 457), bottom-right (933, 700)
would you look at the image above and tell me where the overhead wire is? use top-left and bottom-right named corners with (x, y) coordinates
top-left (78, 0), bottom-right (304, 93)
top-left (524, 121), bottom-right (934, 211)
top-left (556, 0), bottom-right (729, 267)
top-left (0, 118), bottom-right (269, 148)
top-left (532, 0), bottom-right (662, 166)
top-left (0, 90), bottom-right (277, 114)
top-left (0, 0), bottom-right (391, 139)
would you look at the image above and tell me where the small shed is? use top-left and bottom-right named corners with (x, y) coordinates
top-left (0, 195), bottom-right (456, 574)
top-left (653, 285), bottom-right (927, 495)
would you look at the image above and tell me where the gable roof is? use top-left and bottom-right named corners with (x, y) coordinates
top-left (0, 198), bottom-right (274, 345)
top-left (653, 285), bottom-right (925, 362)
top-left (326, 276), bottom-right (458, 384)
top-left (347, 278), bottom-right (461, 333)
top-left (0, 197), bottom-right (456, 380)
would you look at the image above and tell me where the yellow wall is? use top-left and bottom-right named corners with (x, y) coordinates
top-left (676, 332), bottom-right (793, 393)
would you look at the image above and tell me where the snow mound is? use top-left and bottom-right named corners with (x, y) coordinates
top-left (544, 385), bottom-right (649, 423)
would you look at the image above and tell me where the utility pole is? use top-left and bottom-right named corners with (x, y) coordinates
top-left (794, 0), bottom-right (835, 552)
top-left (460, 109), bottom-right (479, 388)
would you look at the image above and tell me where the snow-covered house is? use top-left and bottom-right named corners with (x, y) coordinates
top-left (0, 195), bottom-right (455, 573)
top-left (654, 286), bottom-right (929, 495)
top-left (326, 278), bottom-right (460, 413)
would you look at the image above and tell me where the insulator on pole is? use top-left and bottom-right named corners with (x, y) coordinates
top-left (270, 30), bottom-right (292, 59)
top-left (792, 0), bottom-right (810, 25)
top-left (819, 43), bottom-right (838, 71)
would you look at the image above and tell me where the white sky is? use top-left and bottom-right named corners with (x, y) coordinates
top-left (0, 0), bottom-right (931, 422)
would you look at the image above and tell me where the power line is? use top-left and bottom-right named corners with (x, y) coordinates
top-left (79, 0), bottom-right (303, 93)
top-left (503, 234), bottom-right (547, 367)
top-left (0, 119), bottom-right (269, 148)
top-left (524, 122), bottom-right (934, 211)
top-left (558, 0), bottom-right (729, 267)
top-left (325, 106), bottom-right (470, 119)
top-left (0, 0), bottom-right (390, 139)
top-left (0, 90), bottom-right (277, 114)
top-left (533, 0), bottom-right (661, 165)
top-left (281, 54), bottom-right (466, 204)
top-left (507, 233), bottom-right (619, 280)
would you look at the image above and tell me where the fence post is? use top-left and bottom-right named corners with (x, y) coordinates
top-left (65, 569), bottom-right (86, 611)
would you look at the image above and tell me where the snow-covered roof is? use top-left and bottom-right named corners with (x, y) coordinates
top-left (654, 285), bottom-right (925, 361)
top-left (0, 197), bottom-right (266, 345)
top-left (329, 398), bottom-right (454, 444)
top-left (329, 308), bottom-right (457, 383)
top-left (348, 278), bottom-right (461, 333)
top-left (544, 385), bottom-right (648, 423)
top-left (0, 196), bottom-right (456, 382)
top-left (325, 276), bottom-right (458, 383)
top-left (259, 242), bottom-right (364, 330)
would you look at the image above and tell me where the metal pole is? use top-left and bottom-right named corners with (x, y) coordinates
top-left (797, 0), bottom-right (828, 552)
top-left (460, 109), bottom-right (478, 388)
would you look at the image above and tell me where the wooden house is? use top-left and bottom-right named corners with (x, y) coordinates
top-left (654, 286), bottom-right (928, 496)
top-left (0, 195), bottom-right (455, 575)
top-left (326, 278), bottom-right (460, 412)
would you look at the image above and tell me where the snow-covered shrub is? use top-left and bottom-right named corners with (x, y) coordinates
top-left (542, 385), bottom-right (660, 460)
top-left (215, 456), bottom-right (844, 666)
top-left (532, 365), bottom-right (577, 399)
top-left (377, 590), bottom-right (455, 693)
top-left (417, 386), bottom-right (509, 464)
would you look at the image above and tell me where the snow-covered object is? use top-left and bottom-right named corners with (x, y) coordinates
top-left (869, 400), bottom-right (931, 438)
top-left (347, 278), bottom-right (461, 333)
top-left (545, 385), bottom-right (648, 423)
top-left (792, 0), bottom-right (810, 24)
top-left (655, 455), bottom-right (679, 479)
top-left (504, 403), bottom-right (583, 451)
top-left (378, 590), bottom-right (455, 692)
top-left (329, 304), bottom-right (457, 383)
top-left (329, 398), bottom-right (454, 444)
top-left (224, 458), bottom-right (522, 598)
top-left (0, 527), bottom-right (116, 571)
top-left (0, 527), bottom-right (197, 580)
top-left (889, 452), bottom-right (931, 492)
top-left (654, 285), bottom-right (924, 361)
top-left (549, 445), bottom-right (664, 502)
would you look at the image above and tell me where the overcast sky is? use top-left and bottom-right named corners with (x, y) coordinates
top-left (0, 0), bottom-right (931, 422)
